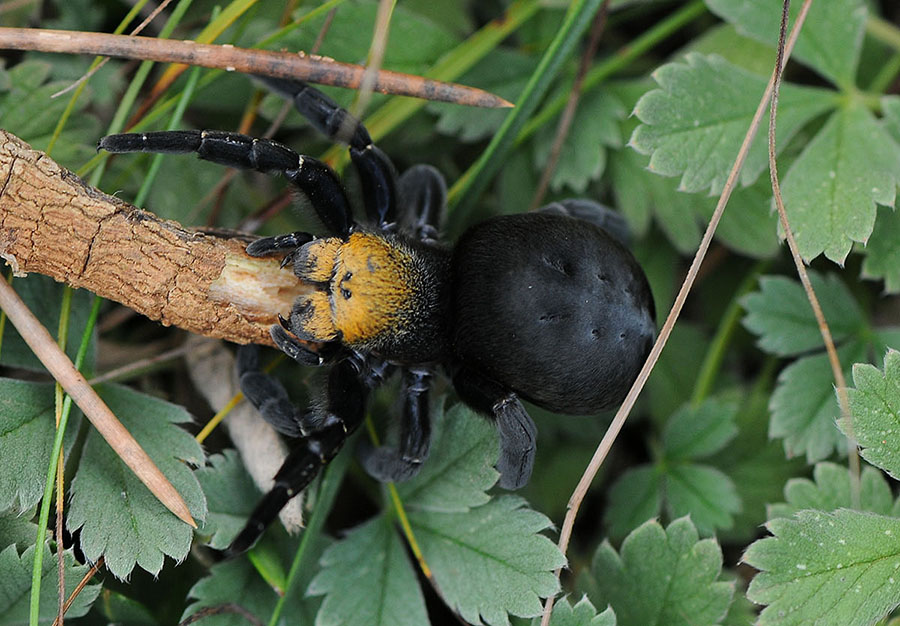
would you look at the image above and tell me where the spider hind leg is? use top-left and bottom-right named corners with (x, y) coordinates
top-left (228, 352), bottom-right (381, 555)
top-left (360, 368), bottom-right (433, 483)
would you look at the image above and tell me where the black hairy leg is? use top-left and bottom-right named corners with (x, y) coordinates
top-left (359, 368), bottom-right (433, 482)
top-left (254, 76), bottom-right (399, 229)
top-left (98, 130), bottom-right (353, 238)
top-left (229, 350), bottom-right (390, 554)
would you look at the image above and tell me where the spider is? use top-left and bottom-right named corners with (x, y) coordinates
top-left (99, 76), bottom-right (656, 554)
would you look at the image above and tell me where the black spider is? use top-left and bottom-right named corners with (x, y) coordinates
top-left (99, 76), bottom-right (656, 554)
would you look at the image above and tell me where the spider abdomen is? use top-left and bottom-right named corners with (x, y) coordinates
top-left (451, 213), bottom-right (656, 415)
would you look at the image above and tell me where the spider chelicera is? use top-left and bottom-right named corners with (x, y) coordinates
top-left (99, 76), bottom-right (656, 554)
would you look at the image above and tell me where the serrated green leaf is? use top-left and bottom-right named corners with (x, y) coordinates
top-left (663, 397), bottom-right (739, 460)
top-left (307, 516), bottom-right (427, 626)
top-left (0, 544), bottom-right (101, 624)
top-left (630, 53), bottom-right (835, 194)
top-left (0, 379), bottom-right (82, 514)
top-left (604, 466), bottom-right (661, 542)
top-left (397, 403), bottom-right (498, 512)
top-left (534, 596), bottom-right (616, 626)
top-left (705, 0), bottom-right (866, 88)
top-left (745, 509), bottom-right (900, 625)
top-left (781, 103), bottom-right (900, 263)
top-left (741, 273), bottom-right (863, 357)
top-left (0, 277), bottom-right (97, 372)
top-left (768, 462), bottom-right (894, 522)
top-left (590, 517), bottom-right (733, 626)
top-left (842, 350), bottom-right (900, 480)
top-left (769, 342), bottom-right (865, 462)
top-left (665, 464), bottom-right (741, 535)
top-left (195, 450), bottom-right (261, 550)
top-left (533, 89), bottom-right (624, 193)
top-left (862, 206), bottom-right (900, 293)
top-left (67, 384), bottom-right (206, 579)
top-left (410, 495), bottom-right (565, 626)
top-left (0, 515), bottom-right (38, 551)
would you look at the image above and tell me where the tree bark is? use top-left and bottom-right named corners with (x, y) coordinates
top-left (0, 130), bottom-right (307, 347)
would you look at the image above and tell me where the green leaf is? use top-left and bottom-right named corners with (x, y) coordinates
top-left (781, 103), bottom-right (900, 263)
top-left (67, 384), bottom-right (206, 579)
top-left (535, 596), bottom-right (616, 626)
top-left (698, 179), bottom-right (780, 258)
top-left (0, 543), bottom-right (101, 624)
top-left (630, 53), bottom-right (836, 194)
top-left (397, 403), bottom-right (498, 512)
top-left (769, 343), bottom-right (865, 462)
top-left (768, 462), bottom-right (894, 521)
top-left (665, 465), bottom-right (741, 535)
top-left (705, 0), bottom-right (867, 88)
top-left (842, 350), bottom-right (900, 480)
top-left (741, 273), bottom-right (863, 357)
top-left (0, 515), bottom-right (38, 551)
top-left (589, 517), bottom-right (733, 626)
top-left (195, 450), bottom-right (260, 550)
top-left (745, 509), bottom-right (900, 625)
top-left (308, 516), bottom-right (428, 626)
top-left (608, 147), bottom-right (703, 254)
top-left (410, 495), bottom-right (565, 626)
top-left (663, 397), bottom-right (739, 460)
top-left (862, 206), bottom-right (900, 293)
top-left (0, 61), bottom-right (99, 165)
top-left (533, 89), bottom-right (624, 193)
top-left (604, 466), bottom-right (661, 541)
top-left (0, 379), bottom-right (81, 514)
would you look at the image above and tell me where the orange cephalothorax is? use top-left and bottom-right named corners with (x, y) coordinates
top-left (291, 231), bottom-right (450, 361)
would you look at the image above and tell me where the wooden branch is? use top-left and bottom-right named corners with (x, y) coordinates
top-left (0, 130), bottom-right (307, 347)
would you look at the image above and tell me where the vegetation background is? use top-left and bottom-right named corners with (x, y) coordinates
top-left (1, 0), bottom-right (899, 624)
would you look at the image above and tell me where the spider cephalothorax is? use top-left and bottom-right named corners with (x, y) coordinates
top-left (99, 76), bottom-right (656, 554)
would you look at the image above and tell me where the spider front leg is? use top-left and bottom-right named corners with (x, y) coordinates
top-left (255, 76), bottom-right (400, 229)
top-left (98, 130), bottom-right (353, 238)
top-left (360, 368), bottom-right (433, 483)
top-left (453, 368), bottom-right (538, 490)
top-left (228, 351), bottom-right (388, 555)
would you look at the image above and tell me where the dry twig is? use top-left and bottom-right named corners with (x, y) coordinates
top-left (0, 28), bottom-right (512, 108)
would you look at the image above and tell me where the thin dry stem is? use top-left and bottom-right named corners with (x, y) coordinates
top-left (766, 0), bottom-right (860, 505)
top-left (540, 4), bottom-right (813, 623)
top-left (0, 28), bottom-right (512, 108)
top-left (50, 558), bottom-right (103, 626)
top-left (0, 277), bottom-right (196, 527)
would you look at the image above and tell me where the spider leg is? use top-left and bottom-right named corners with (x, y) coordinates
top-left (98, 130), bottom-right (352, 238)
top-left (452, 369), bottom-right (537, 490)
top-left (228, 351), bottom-right (388, 555)
top-left (360, 367), bottom-right (433, 482)
top-left (397, 164), bottom-right (447, 242)
top-left (246, 231), bottom-right (314, 260)
top-left (254, 76), bottom-right (398, 229)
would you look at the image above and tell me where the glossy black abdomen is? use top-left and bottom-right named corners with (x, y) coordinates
top-left (451, 213), bottom-right (655, 415)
